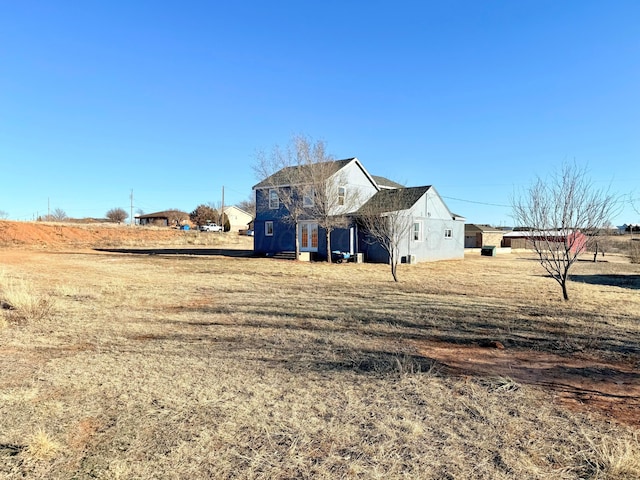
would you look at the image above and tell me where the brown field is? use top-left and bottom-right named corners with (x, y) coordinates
top-left (1, 221), bottom-right (639, 479)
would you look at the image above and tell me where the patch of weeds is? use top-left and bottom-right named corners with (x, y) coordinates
top-left (579, 432), bottom-right (640, 479)
top-left (0, 276), bottom-right (56, 324)
top-left (478, 376), bottom-right (521, 393)
top-left (352, 352), bottom-right (441, 376)
top-left (25, 429), bottom-right (62, 461)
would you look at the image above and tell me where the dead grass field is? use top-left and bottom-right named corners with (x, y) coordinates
top-left (1, 222), bottom-right (639, 479)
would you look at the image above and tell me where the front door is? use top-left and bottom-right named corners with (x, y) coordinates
top-left (299, 222), bottom-right (319, 252)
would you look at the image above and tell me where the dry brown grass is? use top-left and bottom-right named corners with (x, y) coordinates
top-left (630, 240), bottom-right (640, 264)
top-left (0, 242), bottom-right (639, 479)
top-left (0, 271), bottom-right (57, 324)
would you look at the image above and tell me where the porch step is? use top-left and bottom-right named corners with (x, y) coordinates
top-left (271, 251), bottom-right (296, 260)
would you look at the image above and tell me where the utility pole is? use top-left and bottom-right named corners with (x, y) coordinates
top-left (130, 189), bottom-right (134, 226)
top-left (221, 186), bottom-right (225, 232)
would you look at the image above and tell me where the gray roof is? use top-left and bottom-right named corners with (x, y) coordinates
top-left (253, 158), bottom-right (355, 189)
top-left (357, 186), bottom-right (432, 214)
top-left (371, 175), bottom-right (404, 189)
top-left (136, 210), bottom-right (188, 219)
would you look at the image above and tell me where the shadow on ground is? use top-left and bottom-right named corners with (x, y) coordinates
top-left (94, 248), bottom-right (255, 257)
top-left (570, 274), bottom-right (640, 290)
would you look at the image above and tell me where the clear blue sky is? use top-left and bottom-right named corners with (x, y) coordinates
top-left (1, 1), bottom-right (638, 226)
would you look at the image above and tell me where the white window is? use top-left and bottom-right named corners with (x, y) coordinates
top-left (269, 189), bottom-right (279, 209)
top-left (444, 228), bottom-right (452, 239)
top-left (338, 186), bottom-right (346, 206)
top-left (303, 188), bottom-right (315, 207)
top-left (413, 222), bottom-right (422, 241)
top-left (265, 221), bottom-right (274, 236)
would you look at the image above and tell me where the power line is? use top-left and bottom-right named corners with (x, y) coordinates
top-left (441, 196), bottom-right (510, 208)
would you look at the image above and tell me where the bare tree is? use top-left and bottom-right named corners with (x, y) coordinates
top-left (106, 207), bottom-right (128, 224)
top-left (0, 210), bottom-right (8, 219)
top-left (511, 162), bottom-right (619, 301)
top-left (591, 221), bottom-right (614, 262)
top-left (236, 197), bottom-right (256, 217)
top-left (293, 137), bottom-right (361, 262)
top-left (255, 143), bottom-right (303, 259)
top-left (254, 134), bottom-right (334, 260)
top-left (357, 189), bottom-right (416, 282)
top-left (254, 134), bottom-right (364, 262)
top-left (42, 208), bottom-right (68, 222)
top-left (164, 209), bottom-right (189, 227)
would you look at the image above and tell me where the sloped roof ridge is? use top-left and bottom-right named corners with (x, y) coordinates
top-left (253, 158), bottom-right (357, 189)
top-left (371, 175), bottom-right (404, 189)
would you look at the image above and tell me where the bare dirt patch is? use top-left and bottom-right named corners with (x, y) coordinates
top-left (413, 340), bottom-right (640, 428)
top-left (0, 220), bottom-right (187, 248)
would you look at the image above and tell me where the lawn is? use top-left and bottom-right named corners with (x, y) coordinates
top-left (1, 238), bottom-right (639, 479)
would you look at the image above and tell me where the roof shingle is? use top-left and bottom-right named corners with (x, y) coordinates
top-left (357, 186), bottom-right (432, 214)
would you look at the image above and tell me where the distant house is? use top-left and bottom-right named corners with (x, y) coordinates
top-left (253, 157), bottom-right (465, 263)
top-left (464, 224), bottom-right (506, 248)
top-left (502, 230), bottom-right (587, 253)
top-left (619, 224), bottom-right (640, 234)
top-left (223, 206), bottom-right (253, 233)
top-left (136, 210), bottom-right (189, 227)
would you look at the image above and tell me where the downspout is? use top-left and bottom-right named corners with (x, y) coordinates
top-left (355, 222), bottom-right (358, 255)
top-left (349, 224), bottom-right (354, 255)
top-left (407, 215), bottom-right (412, 259)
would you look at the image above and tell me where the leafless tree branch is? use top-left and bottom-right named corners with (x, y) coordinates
top-left (511, 162), bottom-right (620, 300)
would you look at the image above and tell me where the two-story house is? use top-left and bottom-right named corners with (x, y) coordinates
top-left (253, 157), bottom-right (465, 263)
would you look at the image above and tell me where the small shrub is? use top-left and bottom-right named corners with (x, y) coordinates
top-left (25, 429), bottom-right (62, 461)
top-left (580, 433), bottom-right (640, 479)
top-left (0, 275), bottom-right (56, 324)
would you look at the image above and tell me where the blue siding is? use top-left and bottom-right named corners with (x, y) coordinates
top-left (254, 188), bottom-right (297, 255)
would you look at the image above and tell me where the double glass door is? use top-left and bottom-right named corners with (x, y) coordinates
top-left (299, 222), bottom-right (318, 252)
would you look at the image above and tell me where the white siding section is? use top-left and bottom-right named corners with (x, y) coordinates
top-left (328, 159), bottom-right (378, 215)
top-left (399, 188), bottom-right (465, 262)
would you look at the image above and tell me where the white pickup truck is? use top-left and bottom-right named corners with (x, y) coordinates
top-left (199, 223), bottom-right (222, 232)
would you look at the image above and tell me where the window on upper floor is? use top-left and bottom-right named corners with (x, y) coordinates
top-left (269, 189), bottom-right (279, 209)
top-left (303, 188), bottom-right (315, 207)
top-left (338, 186), bottom-right (346, 206)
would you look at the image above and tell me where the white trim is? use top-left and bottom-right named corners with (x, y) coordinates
top-left (265, 221), bottom-right (274, 236)
top-left (299, 221), bottom-right (319, 252)
top-left (413, 221), bottom-right (423, 241)
top-left (268, 189), bottom-right (279, 209)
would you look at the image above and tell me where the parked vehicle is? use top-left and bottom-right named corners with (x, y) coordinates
top-left (199, 223), bottom-right (222, 232)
